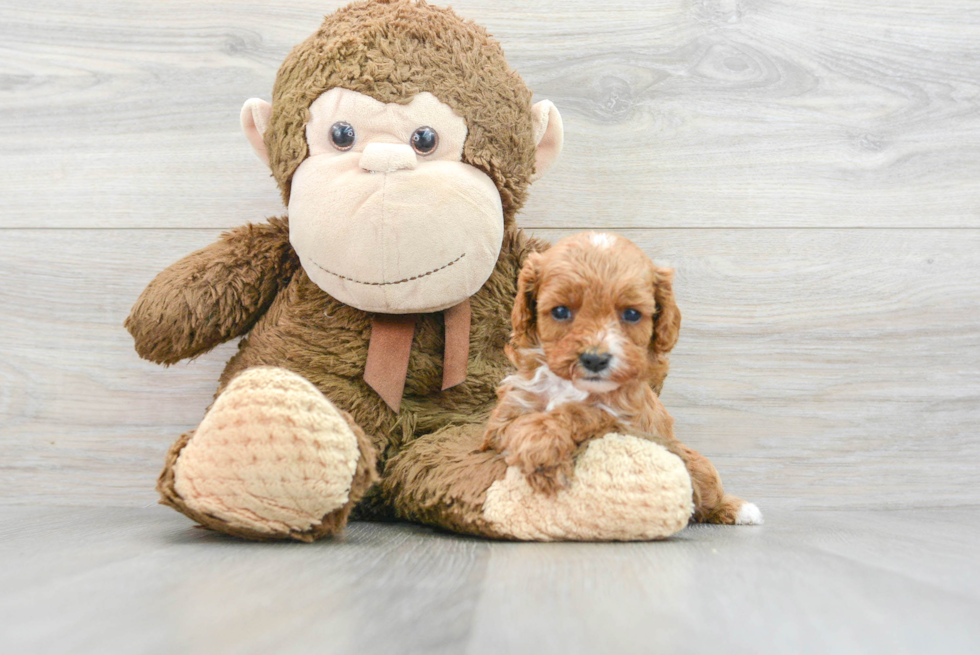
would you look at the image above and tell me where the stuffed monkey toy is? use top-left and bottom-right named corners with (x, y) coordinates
top-left (126, 0), bottom-right (703, 542)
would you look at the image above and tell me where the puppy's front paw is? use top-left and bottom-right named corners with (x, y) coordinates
top-left (524, 460), bottom-right (573, 496)
top-left (504, 431), bottom-right (576, 496)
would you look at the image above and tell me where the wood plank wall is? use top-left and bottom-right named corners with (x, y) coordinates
top-left (2, 0), bottom-right (978, 509)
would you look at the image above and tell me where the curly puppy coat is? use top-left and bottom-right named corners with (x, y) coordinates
top-left (481, 232), bottom-right (762, 525)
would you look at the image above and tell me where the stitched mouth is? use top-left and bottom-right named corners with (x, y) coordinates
top-left (310, 253), bottom-right (465, 287)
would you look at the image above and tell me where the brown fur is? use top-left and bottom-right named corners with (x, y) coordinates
top-left (483, 401), bottom-right (621, 495)
top-left (266, 0), bottom-right (537, 217)
top-left (481, 233), bottom-right (747, 523)
top-left (130, 218), bottom-right (546, 535)
top-left (127, 0), bottom-right (550, 540)
top-left (381, 423), bottom-right (510, 538)
top-left (125, 218), bottom-right (298, 365)
top-left (127, 1), bottom-right (695, 540)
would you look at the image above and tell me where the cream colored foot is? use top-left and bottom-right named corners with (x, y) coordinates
top-left (172, 367), bottom-right (361, 537)
top-left (482, 433), bottom-right (694, 541)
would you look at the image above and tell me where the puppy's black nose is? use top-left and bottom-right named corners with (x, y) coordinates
top-left (579, 352), bottom-right (612, 373)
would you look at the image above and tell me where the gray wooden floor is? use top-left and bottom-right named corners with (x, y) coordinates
top-left (1, 505), bottom-right (977, 655)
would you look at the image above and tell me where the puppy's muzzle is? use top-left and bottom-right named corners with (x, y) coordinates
top-left (579, 352), bottom-right (612, 374)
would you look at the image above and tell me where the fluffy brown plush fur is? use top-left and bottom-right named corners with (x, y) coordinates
top-left (266, 0), bottom-right (536, 215)
top-left (381, 423), bottom-right (511, 537)
top-left (127, 0), bottom-right (555, 541)
top-left (126, 0), bottom-right (710, 541)
top-left (128, 217), bottom-right (545, 534)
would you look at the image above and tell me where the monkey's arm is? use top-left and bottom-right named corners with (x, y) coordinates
top-left (125, 217), bottom-right (297, 365)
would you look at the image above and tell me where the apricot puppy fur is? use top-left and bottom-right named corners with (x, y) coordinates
top-left (481, 232), bottom-right (762, 525)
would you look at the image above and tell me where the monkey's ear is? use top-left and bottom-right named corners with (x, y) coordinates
top-left (241, 98), bottom-right (273, 167)
top-left (530, 100), bottom-right (563, 183)
top-left (511, 252), bottom-right (543, 349)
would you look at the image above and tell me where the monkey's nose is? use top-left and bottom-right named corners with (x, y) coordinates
top-left (579, 352), bottom-right (612, 373)
top-left (359, 143), bottom-right (418, 173)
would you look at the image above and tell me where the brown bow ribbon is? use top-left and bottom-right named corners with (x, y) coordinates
top-left (363, 299), bottom-right (471, 413)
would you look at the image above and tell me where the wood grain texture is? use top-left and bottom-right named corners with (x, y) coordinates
top-left (0, 507), bottom-right (491, 655)
top-left (467, 508), bottom-right (980, 655)
top-left (1, 228), bottom-right (977, 509)
top-left (0, 507), bottom-right (977, 655)
top-left (1, 0), bottom-right (979, 228)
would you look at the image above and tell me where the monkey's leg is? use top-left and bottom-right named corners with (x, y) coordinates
top-left (381, 424), bottom-right (510, 538)
top-left (382, 426), bottom-right (693, 541)
top-left (157, 367), bottom-right (378, 542)
top-left (675, 444), bottom-right (763, 526)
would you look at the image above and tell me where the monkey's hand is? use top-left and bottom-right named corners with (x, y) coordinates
top-left (125, 217), bottom-right (296, 364)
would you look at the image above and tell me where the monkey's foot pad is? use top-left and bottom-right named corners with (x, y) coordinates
top-left (171, 367), bottom-right (360, 537)
top-left (482, 434), bottom-right (694, 541)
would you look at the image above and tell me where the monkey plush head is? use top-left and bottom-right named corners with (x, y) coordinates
top-left (240, 0), bottom-right (563, 314)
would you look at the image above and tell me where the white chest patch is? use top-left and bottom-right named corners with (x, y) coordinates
top-left (502, 364), bottom-right (589, 412)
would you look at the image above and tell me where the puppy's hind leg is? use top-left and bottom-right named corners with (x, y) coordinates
top-left (677, 444), bottom-right (763, 525)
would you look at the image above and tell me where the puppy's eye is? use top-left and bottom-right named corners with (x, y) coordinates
top-left (550, 306), bottom-right (572, 321)
top-left (622, 308), bottom-right (642, 323)
top-left (330, 122), bottom-right (356, 151)
top-left (411, 126), bottom-right (438, 155)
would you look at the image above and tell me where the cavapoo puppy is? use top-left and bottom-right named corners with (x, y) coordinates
top-left (481, 232), bottom-right (762, 525)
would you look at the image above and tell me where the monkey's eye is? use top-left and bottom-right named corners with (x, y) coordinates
top-left (622, 308), bottom-right (642, 324)
top-left (550, 306), bottom-right (572, 321)
top-left (411, 126), bottom-right (438, 155)
top-left (330, 122), bottom-right (355, 151)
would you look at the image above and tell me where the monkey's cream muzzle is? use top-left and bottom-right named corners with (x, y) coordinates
top-left (285, 89), bottom-right (504, 314)
top-left (288, 153), bottom-right (503, 314)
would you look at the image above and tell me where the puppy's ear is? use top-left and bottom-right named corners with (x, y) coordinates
top-left (511, 252), bottom-right (543, 349)
top-left (651, 267), bottom-right (681, 356)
